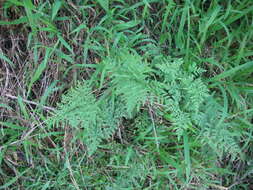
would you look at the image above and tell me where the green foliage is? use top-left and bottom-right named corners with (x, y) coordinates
top-left (44, 48), bottom-right (251, 188)
top-left (152, 57), bottom-right (209, 137)
top-left (1, 0), bottom-right (253, 189)
top-left (199, 96), bottom-right (242, 159)
top-left (102, 50), bottom-right (153, 116)
top-left (49, 50), bottom-right (241, 162)
top-left (48, 82), bottom-right (126, 155)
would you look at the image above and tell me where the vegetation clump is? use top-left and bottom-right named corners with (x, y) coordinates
top-left (0, 0), bottom-right (252, 189)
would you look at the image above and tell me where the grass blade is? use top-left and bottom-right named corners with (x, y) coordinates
top-left (51, 0), bottom-right (62, 21)
top-left (0, 170), bottom-right (29, 189)
top-left (0, 52), bottom-right (15, 67)
top-left (183, 130), bottom-right (191, 183)
top-left (208, 61), bottom-right (253, 82)
top-left (28, 48), bottom-right (51, 95)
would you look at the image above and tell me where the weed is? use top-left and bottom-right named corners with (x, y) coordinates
top-left (0, 0), bottom-right (252, 189)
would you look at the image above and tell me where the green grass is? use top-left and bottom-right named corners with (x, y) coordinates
top-left (0, 0), bottom-right (253, 189)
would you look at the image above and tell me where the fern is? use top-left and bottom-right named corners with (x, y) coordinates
top-left (152, 57), bottom-right (241, 157)
top-left (152, 57), bottom-right (209, 137)
top-left (101, 50), bottom-right (153, 116)
top-left (106, 151), bottom-right (150, 189)
top-left (48, 50), bottom-right (241, 159)
top-left (47, 81), bottom-right (124, 155)
top-left (199, 96), bottom-right (242, 159)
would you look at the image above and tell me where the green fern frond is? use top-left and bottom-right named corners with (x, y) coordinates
top-left (51, 81), bottom-right (98, 129)
top-left (199, 97), bottom-right (242, 159)
top-left (47, 81), bottom-right (123, 155)
top-left (153, 57), bottom-right (209, 137)
top-left (48, 50), bottom-right (241, 159)
top-left (103, 50), bottom-right (153, 116)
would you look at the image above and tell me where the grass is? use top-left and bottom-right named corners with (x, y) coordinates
top-left (0, 0), bottom-right (253, 189)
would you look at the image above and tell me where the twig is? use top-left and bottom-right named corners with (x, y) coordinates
top-left (4, 94), bottom-right (55, 111)
top-left (208, 184), bottom-right (228, 190)
top-left (228, 168), bottom-right (253, 189)
top-left (148, 103), bottom-right (159, 151)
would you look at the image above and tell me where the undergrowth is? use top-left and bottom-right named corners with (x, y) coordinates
top-left (0, 0), bottom-right (253, 189)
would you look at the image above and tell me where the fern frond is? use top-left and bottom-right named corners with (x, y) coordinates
top-left (47, 81), bottom-right (123, 155)
top-left (48, 50), bottom-right (241, 160)
top-left (153, 57), bottom-right (209, 137)
top-left (199, 96), bottom-right (242, 159)
top-left (103, 50), bottom-right (153, 116)
top-left (51, 81), bottom-right (98, 129)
